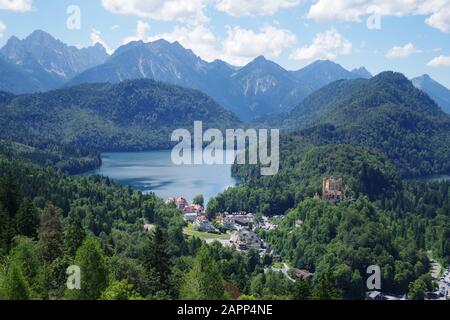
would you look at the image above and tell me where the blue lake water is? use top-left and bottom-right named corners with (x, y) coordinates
top-left (87, 150), bottom-right (237, 204)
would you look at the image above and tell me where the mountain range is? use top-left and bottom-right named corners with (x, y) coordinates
top-left (0, 30), bottom-right (109, 93)
top-left (0, 30), bottom-right (449, 120)
top-left (67, 41), bottom-right (371, 120)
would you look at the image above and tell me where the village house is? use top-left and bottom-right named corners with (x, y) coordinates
top-left (175, 197), bottom-right (189, 210)
top-left (194, 215), bottom-right (216, 232)
top-left (166, 197), bottom-right (205, 214)
top-left (226, 212), bottom-right (255, 227)
top-left (255, 216), bottom-right (277, 231)
top-left (187, 204), bottom-right (204, 213)
top-left (221, 216), bottom-right (237, 230)
top-left (234, 228), bottom-right (262, 251)
top-left (183, 212), bottom-right (198, 223)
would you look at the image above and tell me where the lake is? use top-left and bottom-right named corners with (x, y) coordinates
top-left (87, 150), bottom-right (237, 204)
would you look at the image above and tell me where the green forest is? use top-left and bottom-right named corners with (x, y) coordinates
top-left (0, 156), bottom-right (333, 300)
top-left (0, 72), bottom-right (449, 300)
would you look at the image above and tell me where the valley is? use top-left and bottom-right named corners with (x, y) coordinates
top-left (0, 29), bottom-right (449, 302)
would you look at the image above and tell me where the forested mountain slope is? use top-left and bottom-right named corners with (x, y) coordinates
top-left (0, 79), bottom-right (241, 151)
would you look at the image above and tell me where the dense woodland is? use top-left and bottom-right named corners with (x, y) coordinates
top-left (206, 73), bottom-right (450, 299)
top-left (0, 79), bottom-right (241, 152)
top-left (0, 72), bottom-right (449, 300)
top-left (0, 156), bottom-right (337, 300)
top-left (257, 72), bottom-right (450, 178)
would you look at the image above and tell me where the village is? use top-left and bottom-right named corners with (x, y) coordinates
top-left (165, 195), bottom-right (318, 282)
top-left (165, 196), bottom-right (280, 256)
top-left (164, 176), bottom-right (449, 300)
top-left (162, 176), bottom-right (354, 283)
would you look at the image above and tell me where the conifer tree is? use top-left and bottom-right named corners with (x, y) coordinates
top-left (142, 226), bottom-right (173, 297)
top-left (179, 246), bottom-right (226, 300)
top-left (64, 211), bottom-right (86, 257)
top-left (38, 205), bottom-right (64, 263)
top-left (72, 237), bottom-right (109, 300)
top-left (3, 263), bottom-right (30, 300)
top-left (0, 169), bottom-right (21, 218)
top-left (16, 198), bottom-right (39, 239)
top-left (0, 205), bottom-right (14, 252)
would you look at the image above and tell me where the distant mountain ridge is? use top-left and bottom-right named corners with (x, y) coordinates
top-left (4, 30), bottom-right (449, 121)
top-left (351, 67), bottom-right (372, 79)
top-left (412, 74), bottom-right (450, 114)
top-left (290, 60), bottom-right (366, 92)
top-left (0, 30), bottom-right (109, 93)
top-left (68, 40), bottom-right (372, 120)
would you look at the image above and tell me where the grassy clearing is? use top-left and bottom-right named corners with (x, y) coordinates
top-left (183, 223), bottom-right (230, 240)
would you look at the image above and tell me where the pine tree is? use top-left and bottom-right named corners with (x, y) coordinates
top-left (0, 168), bottom-right (21, 218)
top-left (142, 226), bottom-right (173, 296)
top-left (3, 263), bottom-right (30, 300)
top-left (64, 211), bottom-right (86, 257)
top-left (38, 205), bottom-right (64, 263)
top-left (100, 280), bottom-right (142, 300)
top-left (193, 194), bottom-right (204, 207)
top-left (10, 237), bottom-right (41, 291)
top-left (72, 236), bottom-right (109, 300)
top-left (0, 205), bottom-right (14, 252)
top-left (408, 278), bottom-right (427, 300)
top-left (311, 272), bottom-right (342, 300)
top-left (292, 278), bottom-right (313, 300)
top-left (15, 198), bottom-right (39, 239)
top-left (179, 246), bottom-right (226, 300)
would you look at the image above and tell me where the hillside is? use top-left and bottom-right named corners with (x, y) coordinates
top-left (208, 72), bottom-right (450, 218)
top-left (0, 79), bottom-right (241, 151)
top-left (275, 72), bottom-right (450, 178)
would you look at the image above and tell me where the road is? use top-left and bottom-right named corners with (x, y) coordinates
top-left (429, 253), bottom-right (449, 300)
top-left (270, 263), bottom-right (295, 282)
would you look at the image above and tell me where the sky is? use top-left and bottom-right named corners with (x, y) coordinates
top-left (0, 0), bottom-right (449, 87)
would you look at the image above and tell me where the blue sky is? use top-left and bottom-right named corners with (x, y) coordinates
top-left (0, 0), bottom-right (449, 87)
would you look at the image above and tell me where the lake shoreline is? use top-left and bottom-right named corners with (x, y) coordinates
top-left (85, 150), bottom-right (238, 204)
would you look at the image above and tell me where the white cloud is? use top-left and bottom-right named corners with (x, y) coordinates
top-left (426, 6), bottom-right (450, 33)
top-left (215, 0), bottom-right (301, 17)
top-left (122, 21), bottom-right (218, 61)
top-left (147, 24), bottom-right (219, 61)
top-left (111, 25), bottom-right (120, 30)
top-left (0, 0), bottom-right (32, 12)
top-left (0, 20), bottom-right (5, 38)
top-left (122, 20), bottom-right (151, 44)
top-left (385, 43), bottom-right (421, 59)
top-left (307, 0), bottom-right (450, 33)
top-left (221, 25), bottom-right (297, 65)
top-left (90, 28), bottom-right (113, 54)
top-left (123, 21), bottom-right (296, 65)
top-left (427, 55), bottom-right (450, 67)
top-left (101, 0), bottom-right (208, 22)
top-left (290, 28), bottom-right (352, 61)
